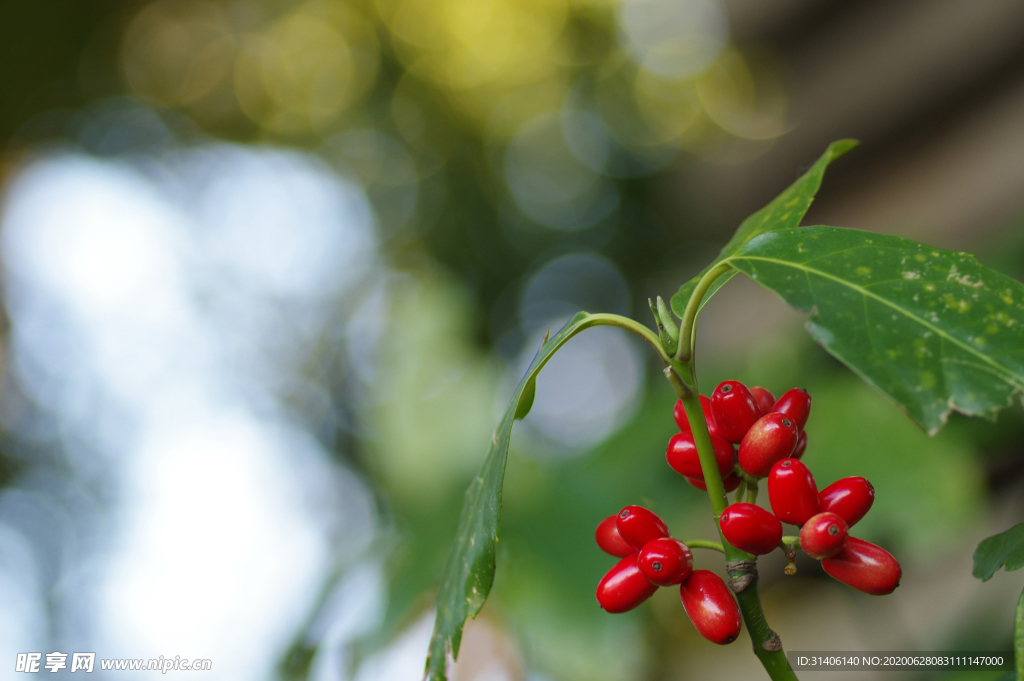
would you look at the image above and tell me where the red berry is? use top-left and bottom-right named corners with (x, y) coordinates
top-left (792, 430), bottom-right (808, 459)
top-left (768, 459), bottom-right (820, 526)
top-left (685, 472), bottom-right (742, 492)
top-left (673, 395), bottom-right (722, 439)
top-left (711, 381), bottom-right (763, 443)
top-left (638, 538), bottom-right (693, 586)
top-left (719, 503), bottom-right (783, 555)
top-left (771, 388), bottom-right (812, 431)
top-left (799, 512), bottom-right (848, 559)
top-left (819, 477), bottom-right (875, 527)
top-left (821, 537), bottom-right (901, 595)
top-left (737, 413), bottom-right (799, 478)
top-left (666, 432), bottom-right (735, 481)
top-left (597, 555), bottom-right (659, 613)
top-left (750, 386), bottom-right (776, 415)
top-left (616, 506), bottom-right (669, 552)
top-left (680, 570), bottom-right (742, 645)
top-left (596, 514), bottom-right (634, 557)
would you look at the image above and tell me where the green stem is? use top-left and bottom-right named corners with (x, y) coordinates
top-left (733, 466), bottom-right (761, 486)
top-left (671, 377), bottom-right (796, 679)
top-left (582, 313), bottom-right (671, 363)
top-left (672, 366), bottom-right (729, 514)
top-left (735, 480), bottom-right (747, 505)
top-left (746, 483), bottom-right (759, 505)
top-left (676, 262), bottom-right (732, 362)
top-left (684, 539), bottom-right (726, 554)
top-left (664, 313), bottom-right (797, 680)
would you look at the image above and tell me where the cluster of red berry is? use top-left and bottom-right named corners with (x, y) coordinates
top-left (595, 506), bottom-right (741, 644)
top-left (594, 381), bottom-right (901, 645)
top-left (667, 382), bottom-right (810, 488)
top-left (721, 456), bottom-right (900, 595)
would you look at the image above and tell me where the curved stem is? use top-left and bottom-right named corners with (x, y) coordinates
top-left (684, 539), bottom-right (726, 554)
top-left (582, 313), bottom-right (670, 363)
top-left (676, 262), bottom-right (733, 362)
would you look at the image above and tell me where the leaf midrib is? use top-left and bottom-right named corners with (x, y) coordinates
top-left (724, 254), bottom-right (1024, 390)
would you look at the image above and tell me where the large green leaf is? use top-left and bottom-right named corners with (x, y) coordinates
top-left (724, 226), bottom-right (1024, 433)
top-left (424, 312), bottom-right (601, 681)
top-left (974, 523), bottom-right (1024, 581)
top-left (670, 139), bottom-right (859, 322)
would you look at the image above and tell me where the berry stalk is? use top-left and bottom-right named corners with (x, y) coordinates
top-left (670, 364), bottom-right (798, 681)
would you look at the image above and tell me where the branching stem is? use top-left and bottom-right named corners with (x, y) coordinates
top-left (659, 271), bottom-right (798, 681)
top-left (582, 313), bottom-right (671, 363)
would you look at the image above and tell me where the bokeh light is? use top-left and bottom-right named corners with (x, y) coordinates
top-left (0, 134), bottom-right (382, 678)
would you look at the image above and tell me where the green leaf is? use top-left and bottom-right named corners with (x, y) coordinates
top-left (725, 226), bottom-right (1024, 434)
top-left (973, 523), bottom-right (1024, 581)
top-left (670, 139), bottom-right (858, 320)
top-left (424, 311), bottom-right (598, 681)
top-left (1016, 585), bottom-right (1024, 681)
top-left (513, 378), bottom-right (536, 420)
top-left (976, 527), bottom-right (1024, 680)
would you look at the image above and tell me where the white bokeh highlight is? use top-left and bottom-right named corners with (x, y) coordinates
top-left (0, 144), bottom-right (381, 679)
top-left (619, 0), bottom-right (728, 80)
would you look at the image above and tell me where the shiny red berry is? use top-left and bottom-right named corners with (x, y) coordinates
top-left (768, 459), bottom-right (820, 526)
top-left (819, 477), bottom-right (875, 527)
top-left (673, 395), bottom-right (722, 439)
top-left (792, 430), bottom-right (808, 459)
top-left (666, 432), bottom-right (735, 481)
top-left (750, 386), bottom-right (776, 415)
top-left (616, 506), bottom-right (669, 552)
top-left (712, 381), bottom-right (763, 443)
top-left (821, 537), bottom-right (901, 595)
top-left (680, 570), bottom-right (742, 645)
top-left (638, 538), bottom-right (693, 586)
top-left (719, 503), bottom-right (783, 555)
top-left (684, 472), bottom-right (743, 493)
top-left (737, 413), bottom-right (799, 478)
top-left (799, 512), bottom-right (848, 559)
top-left (597, 555), bottom-right (659, 613)
top-left (771, 388), bottom-right (812, 431)
top-left (596, 514), bottom-right (634, 557)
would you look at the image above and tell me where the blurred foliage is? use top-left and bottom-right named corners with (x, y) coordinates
top-left (2, 0), bottom-right (797, 345)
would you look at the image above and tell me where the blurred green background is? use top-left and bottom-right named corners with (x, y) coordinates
top-left (1, 1), bottom-right (1024, 680)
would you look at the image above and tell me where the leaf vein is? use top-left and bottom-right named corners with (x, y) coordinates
top-left (727, 255), bottom-right (1022, 387)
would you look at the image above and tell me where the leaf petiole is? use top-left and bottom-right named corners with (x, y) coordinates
top-left (677, 262), bottom-right (732, 362)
